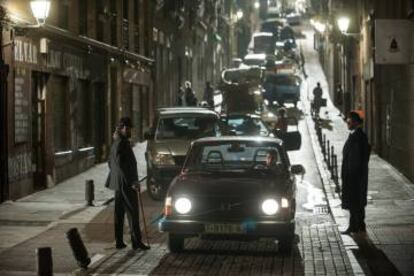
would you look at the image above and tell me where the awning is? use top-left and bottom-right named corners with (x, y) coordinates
top-left (25, 24), bottom-right (154, 65)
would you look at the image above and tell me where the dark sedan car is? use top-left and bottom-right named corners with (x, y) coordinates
top-left (158, 136), bottom-right (304, 253)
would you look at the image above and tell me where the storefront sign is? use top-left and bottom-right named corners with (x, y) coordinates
top-left (375, 20), bottom-right (413, 64)
top-left (14, 38), bottom-right (38, 65)
top-left (47, 49), bottom-right (86, 77)
top-left (14, 67), bottom-right (30, 143)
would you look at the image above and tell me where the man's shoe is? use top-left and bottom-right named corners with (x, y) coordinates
top-left (340, 228), bottom-right (355, 235)
top-left (133, 241), bottom-right (150, 250)
top-left (116, 243), bottom-right (127, 249)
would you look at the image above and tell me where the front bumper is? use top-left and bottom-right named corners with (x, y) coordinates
top-left (159, 218), bottom-right (295, 238)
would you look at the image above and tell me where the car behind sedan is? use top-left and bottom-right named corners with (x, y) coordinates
top-left (159, 136), bottom-right (304, 253)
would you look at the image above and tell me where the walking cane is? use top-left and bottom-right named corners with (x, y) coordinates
top-left (137, 176), bottom-right (150, 246)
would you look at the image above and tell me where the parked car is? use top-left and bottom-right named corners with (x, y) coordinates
top-left (159, 136), bottom-right (304, 253)
top-left (263, 73), bottom-right (302, 107)
top-left (144, 107), bottom-right (222, 200)
top-left (251, 32), bottom-right (276, 54)
top-left (221, 113), bottom-right (274, 137)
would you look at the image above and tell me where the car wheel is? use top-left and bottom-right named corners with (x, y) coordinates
top-left (278, 235), bottom-right (294, 254)
top-left (146, 171), bottom-right (164, 201)
top-left (279, 224), bottom-right (295, 254)
top-left (168, 233), bottom-right (184, 253)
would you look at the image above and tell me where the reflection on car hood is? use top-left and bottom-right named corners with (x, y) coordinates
top-left (170, 172), bottom-right (289, 196)
top-left (151, 139), bottom-right (190, 156)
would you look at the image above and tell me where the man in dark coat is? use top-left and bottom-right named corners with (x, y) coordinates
top-left (341, 111), bottom-right (370, 234)
top-left (106, 117), bottom-right (150, 250)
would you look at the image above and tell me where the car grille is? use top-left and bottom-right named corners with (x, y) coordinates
top-left (173, 156), bottom-right (186, 166)
top-left (187, 196), bottom-right (265, 220)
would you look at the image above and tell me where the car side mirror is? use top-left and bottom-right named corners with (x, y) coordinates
top-left (291, 164), bottom-right (304, 175)
top-left (144, 130), bottom-right (154, 140)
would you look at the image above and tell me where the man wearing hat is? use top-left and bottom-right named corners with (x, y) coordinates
top-left (106, 117), bottom-right (150, 250)
top-left (341, 111), bottom-right (370, 234)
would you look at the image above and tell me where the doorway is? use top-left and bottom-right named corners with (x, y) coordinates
top-left (32, 72), bottom-right (47, 190)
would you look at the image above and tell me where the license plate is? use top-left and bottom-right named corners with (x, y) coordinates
top-left (204, 224), bottom-right (244, 234)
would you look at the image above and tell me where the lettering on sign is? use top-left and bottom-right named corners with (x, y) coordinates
top-left (8, 152), bottom-right (32, 181)
top-left (14, 39), bottom-right (38, 64)
top-left (14, 68), bottom-right (30, 143)
top-left (47, 49), bottom-right (85, 77)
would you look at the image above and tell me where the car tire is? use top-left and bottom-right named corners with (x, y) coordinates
top-left (147, 170), bottom-right (164, 201)
top-left (279, 234), bottom-right (294, 254)
top-left (168, 233), bottom-right (184, 253)
top-left (279, 224), bottom-right (295, 254)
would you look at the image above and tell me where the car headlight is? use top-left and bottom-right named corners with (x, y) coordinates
top-left (281, 197), bottom-right (289, 208)
top-left (262, 199), bottom-right (279, 215)
top-left (174, 197), bottom-right (192, 214)
top-left (153, 153), bottom-right (175, 165)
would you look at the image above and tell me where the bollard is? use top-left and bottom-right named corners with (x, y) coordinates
top-left (66, 228), bottom-right (91, 269)
top-left (333, 155), bottom-right (341, 193)
top-left (322, 134), bottom-right (326, 155)
top-left (326, 140), bottom-right (330, 164)
top-left (36, 247), bottom-right (53, 276)
top-left (330, 145), bottom-right (335, 174)
top-left (85, 180), bottom-right (94, 206)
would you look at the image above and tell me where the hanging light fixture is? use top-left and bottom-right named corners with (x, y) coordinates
top-left (30, 0), bottom-right (51, 25)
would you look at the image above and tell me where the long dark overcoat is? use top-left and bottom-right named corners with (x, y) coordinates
top-left (341, 127), bottom-right (370, 210)
top-left (105, 136), bottom-right (138, 190)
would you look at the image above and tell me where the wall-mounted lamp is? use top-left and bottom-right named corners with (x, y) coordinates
top-left (337, 16), bottom-right (360, 38)
top-left (337, 17), bottom-right (350, 33)
top-left (30, 0), bottom-right (51, 25)
top-left (254, 2), bottom-right (260, 9)
top-left (236, 10), bottom-right (243, 20)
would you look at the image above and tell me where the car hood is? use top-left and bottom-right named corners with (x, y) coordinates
top-left (150, 139), bottom-right (190, 156)
top-left (170, 172), bottom-right (290, 197)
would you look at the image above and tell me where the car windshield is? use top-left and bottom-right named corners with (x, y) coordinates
top-left (265, 75), bottom-right (298, 86)
top-left (156, 115), bottom-right (219, 140)
top-left (226, 117), bottom-right (270, 136)
top-left (185, 141), bottom-right (284, 172)
top-left (243, 58), bottom-right (264, 66)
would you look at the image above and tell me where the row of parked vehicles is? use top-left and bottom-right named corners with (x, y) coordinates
top-left (152, 10), bottom-right (305, 254)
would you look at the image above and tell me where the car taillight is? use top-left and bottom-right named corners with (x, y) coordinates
top-left (164, 196), bottom-right (172, 216)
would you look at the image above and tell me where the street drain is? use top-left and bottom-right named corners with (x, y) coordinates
top-left (313, 204), bottom-right (329, 215)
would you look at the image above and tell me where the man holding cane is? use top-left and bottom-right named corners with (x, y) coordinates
top-left (106, 117), bottom-right (150, 250)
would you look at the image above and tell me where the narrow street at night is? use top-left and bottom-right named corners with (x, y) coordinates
top-left (1, 1), bottom-right (414, 276)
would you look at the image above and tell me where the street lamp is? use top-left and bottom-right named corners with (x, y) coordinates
top-left (236, 10), bottom-right (243, 20)
top-left (337, 16), bottom-right (350, 34)
top-left (30, 0), bottom-right (50, 25)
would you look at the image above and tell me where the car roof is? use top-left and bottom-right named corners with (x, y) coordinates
top-left (157, 107), bottom-right (219, 116)
top-left (223, 113), bottom-right (262, 119)
top-left (193, 136), bottom-right (282, 144)
top-left (252, 32), bottom-right (274, 37)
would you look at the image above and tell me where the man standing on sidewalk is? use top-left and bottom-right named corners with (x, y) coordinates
top-left (312, 82), bottom-right (323, 117)
top-left (106, 117), bottom-right (150, 250)
top-left (341, 111), bottom-right (370, 234)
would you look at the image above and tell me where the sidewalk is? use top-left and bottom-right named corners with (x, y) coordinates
top-left (301, 28), bottom-right (414, 276)
top-left (0, 141), bottom-right (147, 274)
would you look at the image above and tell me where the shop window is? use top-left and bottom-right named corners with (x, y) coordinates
top-left (110, 0), bottom-right (118, 46)
top-left (51, 77), bottom-right (70, 152)
top-left (58, 0), bottom-right (69, 29)
top-left (79, 0), bottom-right (88, 35)
top-left (77, 81), bottom-right (92, 148)
top-left (96, 0), bottom-right (105, 41)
